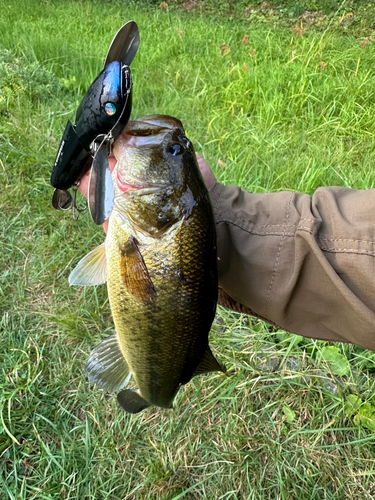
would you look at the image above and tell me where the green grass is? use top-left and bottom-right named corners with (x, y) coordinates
top-left (2, 0), bottom-right (375, 498)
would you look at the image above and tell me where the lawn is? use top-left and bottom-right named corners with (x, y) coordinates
top-left (1, 0), bottom-right (375, 498)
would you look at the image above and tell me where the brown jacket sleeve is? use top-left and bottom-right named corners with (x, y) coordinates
top-left (210, 182), bottom-right (375, 351)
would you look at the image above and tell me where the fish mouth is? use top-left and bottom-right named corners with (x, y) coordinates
top-left (116, 169), bottom-right (166, 195)
top-left (117, 169), bottom-right (144, 193)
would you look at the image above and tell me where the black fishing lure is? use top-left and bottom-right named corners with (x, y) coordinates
top-left (50, 21), bottom-right (140, 225)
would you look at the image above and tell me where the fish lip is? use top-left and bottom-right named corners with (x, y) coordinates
top-left (116, 170), bottom-right (166, 195)
top-left (117, 169), bottom-right (144, 193)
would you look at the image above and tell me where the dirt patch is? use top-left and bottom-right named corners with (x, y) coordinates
top-left (181, 0), bottom-right (203, 10)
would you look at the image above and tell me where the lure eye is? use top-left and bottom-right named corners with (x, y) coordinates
top-left (168, 143), bottom-right (184, 156)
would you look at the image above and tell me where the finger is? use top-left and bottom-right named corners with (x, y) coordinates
top-left (78, 169), bottom-right (90, 198)
top-left (195, 152), bottom-right (217, 192)
top-left (109, 156), bottom-right (116, 173)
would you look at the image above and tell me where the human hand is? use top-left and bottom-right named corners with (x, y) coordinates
top-left (195, 153), bottom-right (217, 192)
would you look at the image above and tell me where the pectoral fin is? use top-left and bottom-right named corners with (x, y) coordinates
top-left (192, 346), bottom-right (226, 378)
top-left (69, 242), bottom-right (107, 286)
top-left (117, 389), bottom-right (150, 414)
top-left (86, 332), bottom-right (131, 392)
top-left (119, 237), bottom-right (156, 303)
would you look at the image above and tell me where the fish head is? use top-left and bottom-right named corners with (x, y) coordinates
top-left (113, 115), bottom-right (205, 236)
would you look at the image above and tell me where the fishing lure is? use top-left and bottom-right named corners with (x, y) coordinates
top-left (50, 21), bottom-right (140, 225)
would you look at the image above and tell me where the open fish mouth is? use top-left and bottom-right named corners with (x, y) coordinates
top-left (116, 168), bottom-right (144, 192)
top-left (115, 169), bottom-right (167, 195)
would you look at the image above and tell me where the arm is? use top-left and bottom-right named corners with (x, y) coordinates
top-left (210, 179), bottom-right (375, 352)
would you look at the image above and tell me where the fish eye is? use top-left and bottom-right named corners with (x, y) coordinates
top-left (168, 143), bottom-right (184, 156)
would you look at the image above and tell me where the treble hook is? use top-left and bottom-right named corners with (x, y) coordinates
top-left (71, 183), bottom-right (88, 221)
top-left (51, 183), bottom-right (87, 221)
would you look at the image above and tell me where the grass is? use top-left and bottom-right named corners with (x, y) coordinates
top-left (1, 0), bottom-right (375, 498)
top-left (145, 0), bottom-right (375, 37)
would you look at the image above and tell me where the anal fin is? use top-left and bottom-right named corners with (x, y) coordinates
top-left (192, 346), bottom-right (226, 378)
top-left (86, 333), bottom-right (131, 392)
top-left (117, 389), bottom-right (150, 414)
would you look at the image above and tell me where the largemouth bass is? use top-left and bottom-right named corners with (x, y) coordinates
top-left (69, 115), bottom-right (225, 413)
